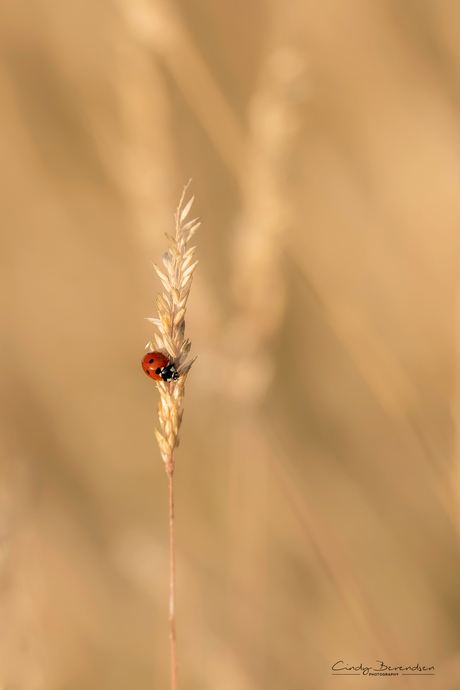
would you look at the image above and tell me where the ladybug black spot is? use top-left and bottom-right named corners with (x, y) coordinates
top-left (146, 370), bottom-right (150, 375)
top-left (155, 368), bottom-right (162, 375)
top-left (149, 359), bottom-right (154, 363)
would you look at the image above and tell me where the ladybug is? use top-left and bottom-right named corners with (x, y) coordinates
top-left (142, 351), bottom-right (179, 381)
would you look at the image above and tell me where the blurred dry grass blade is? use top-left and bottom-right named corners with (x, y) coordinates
top-left (118, 0), bottom-right (246, 178)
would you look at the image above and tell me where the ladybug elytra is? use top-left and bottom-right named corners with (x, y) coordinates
top-left (142, 351), bottom-right (179, 381)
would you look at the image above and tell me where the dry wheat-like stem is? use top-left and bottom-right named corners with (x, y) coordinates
top-left (146, 181), bottom-right (198, 690)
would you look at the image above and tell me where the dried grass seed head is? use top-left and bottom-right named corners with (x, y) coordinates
top-left (146, 182), bottom-right (199, 465)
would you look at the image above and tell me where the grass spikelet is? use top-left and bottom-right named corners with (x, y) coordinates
top-left (147, 180), bottom-right (198, 470)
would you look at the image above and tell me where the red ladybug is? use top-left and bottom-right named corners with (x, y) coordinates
top-left (142, 351), bottom-right (179, 381)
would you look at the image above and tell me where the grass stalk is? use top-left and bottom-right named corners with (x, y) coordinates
top-left (145, 181), bottom-right (199, 689)
top-left (168, 462), bottom-right (178, 690)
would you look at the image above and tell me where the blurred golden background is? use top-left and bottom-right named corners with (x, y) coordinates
top-left (1, 0), bottom-right (460, 688)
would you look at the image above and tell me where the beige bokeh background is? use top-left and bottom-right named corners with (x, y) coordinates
top-left (1, 1), bottom-right (460, 688)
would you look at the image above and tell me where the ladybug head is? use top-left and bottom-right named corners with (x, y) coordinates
top-left (160, 363), bottom-right (179, 382)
